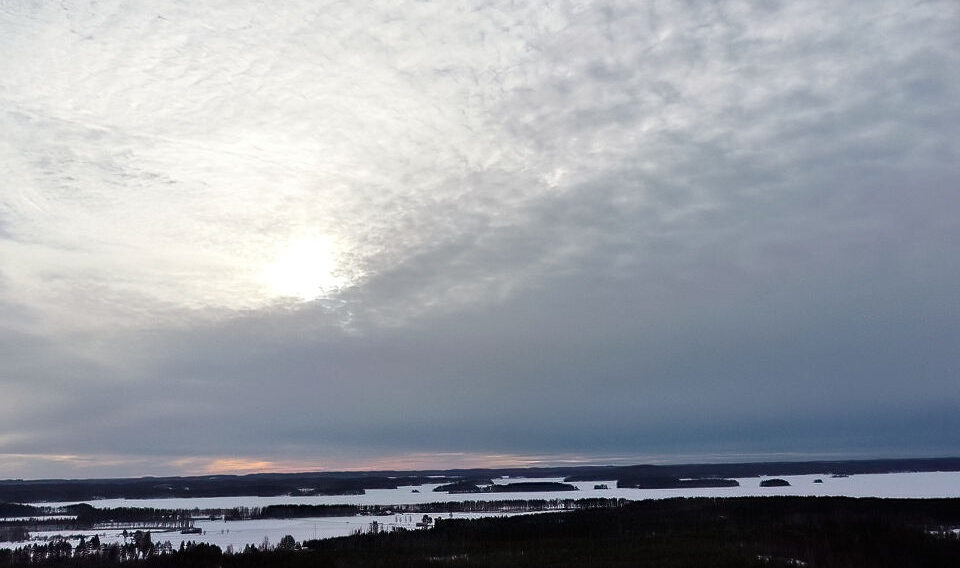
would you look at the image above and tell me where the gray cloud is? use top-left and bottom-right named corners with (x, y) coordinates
top-left (1, 0), bottom-right (958, 478)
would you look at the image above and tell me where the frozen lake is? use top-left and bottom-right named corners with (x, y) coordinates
top-left (28, 471), bottom-right (960, 510)
top-left (6, 471), bottom-right (960, 551)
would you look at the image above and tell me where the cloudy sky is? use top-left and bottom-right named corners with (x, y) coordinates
top-left (1, 0), bottom-right (958, 479)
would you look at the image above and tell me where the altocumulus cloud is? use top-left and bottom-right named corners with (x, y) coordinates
top-left (0, 0), bottom-right (958, 478)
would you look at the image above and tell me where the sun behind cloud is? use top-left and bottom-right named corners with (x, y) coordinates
top-left (262, 235), bottom-right (346, 302)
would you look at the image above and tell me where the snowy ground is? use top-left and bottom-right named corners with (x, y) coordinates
top-left (5, 471), bottom-right (960, 551)
top-left (0, 512), bottom-right (524, 552)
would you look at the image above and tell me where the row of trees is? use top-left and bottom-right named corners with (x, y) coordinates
top-left (0, 531), bottom-right (152, 565)
top-left (226, 497), bottom-right (626, 520)
top-left (0, 531), bottom-right (304, 566)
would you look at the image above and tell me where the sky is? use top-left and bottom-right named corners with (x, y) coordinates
top-left (1, 0), bottom-right (958, 480)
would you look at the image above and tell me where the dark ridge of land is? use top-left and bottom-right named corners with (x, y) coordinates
top-left (432, 480), bottom-right (488, 493)
top-left (1, 457), bottom-right (958, 503)
top-left (0, 499), bottom-right (628, 532)
top-left (433, 482), bottom-right (480, 493)
top-left (617, 477), bottom-right (740, 489)
top-left (487, 481), bottom-right (578, 492)
top-left (251, 498), bottom-right (619, 520)
top-left (3, 497), bottom-right (960, 567)
top-left (0, 504), bottom-right (41, 518)
top-left (0, 475), bottom-right (454, 503)
top-left (433, 481), bottom-right (577, 494)
top-left (560, 456), bottom-right (960, 482)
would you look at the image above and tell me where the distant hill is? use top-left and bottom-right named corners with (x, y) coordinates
top-left (562, 457), bottom-right (960, 483)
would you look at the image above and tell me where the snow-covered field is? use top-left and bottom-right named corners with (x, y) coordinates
top-left (2, 512), bottom-right (515, 552)
top-left (5, 471), bottom-right (960, 551)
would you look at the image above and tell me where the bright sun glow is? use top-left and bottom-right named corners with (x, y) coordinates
top-left (263, 236), bottom-right (345, 301)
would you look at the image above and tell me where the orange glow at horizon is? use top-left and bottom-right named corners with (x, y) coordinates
top-left (179, 452), bottom-right (645, 476)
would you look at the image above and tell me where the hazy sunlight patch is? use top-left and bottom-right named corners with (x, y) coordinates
top-left (262, 235), bottom-right (347, 302)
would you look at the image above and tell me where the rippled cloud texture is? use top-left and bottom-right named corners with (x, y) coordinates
top-left (1, 0), bottom-right (958, 478)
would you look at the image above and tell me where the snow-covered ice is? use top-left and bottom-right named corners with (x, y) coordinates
top-left (28, 472), bottom-right (960, 510)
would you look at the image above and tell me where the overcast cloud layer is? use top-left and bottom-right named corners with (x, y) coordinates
top-left (1, 0), bottom-right (958, 479)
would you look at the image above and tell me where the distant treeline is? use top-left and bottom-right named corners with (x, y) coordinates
top-left (2, 497), bottom-right (960, 567)
top-left (250, 498), bottom-right (623, 519)
top-left (3, 457), bottom-right (959, 503)
top-left (0, 498), bottom-right (627, 534)
top-left (1, 505), bottom-right (194, 540)
top-left (563, 456), bottom-right (960, 482)
top-left (616, 477), bottom-right (740, 489)
top-left (433, 481), bottom-right (578, 493)
top-left (0, 505), bottom-right (43, 519)
top-left (0, 474), bottom-right (451, 503)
